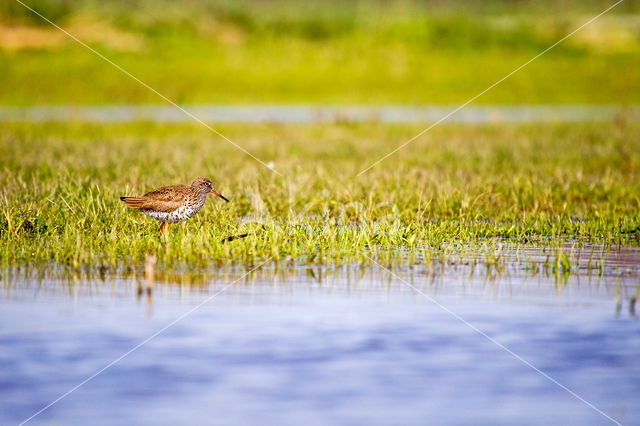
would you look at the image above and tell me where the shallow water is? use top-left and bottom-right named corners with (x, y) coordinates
top-left (1, 245), bottom-right (639, 425)
top-left (0, 104), bottom-right (637, 123)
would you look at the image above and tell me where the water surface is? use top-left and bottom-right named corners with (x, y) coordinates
top-left (1, 245), bottom-right (639, 425)
top-left (0, 104), bottom-right (637, 123)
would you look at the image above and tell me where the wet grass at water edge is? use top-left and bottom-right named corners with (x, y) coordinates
top-left (0, 121), bottom-right (639, 269)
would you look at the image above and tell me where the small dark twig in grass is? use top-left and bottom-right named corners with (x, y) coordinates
top-left (222, 233), bottom-right (250, 243)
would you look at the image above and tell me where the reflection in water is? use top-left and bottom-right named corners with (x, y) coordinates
top-left (139, 254), bottom-right (156, 317)
top-left (631, 285), bottom-right (640, 317)
top-left (1, 244), bottom-right (639, 425)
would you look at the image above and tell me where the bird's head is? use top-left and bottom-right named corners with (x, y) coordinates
top-left (192, 177), bottom-right (229, 202)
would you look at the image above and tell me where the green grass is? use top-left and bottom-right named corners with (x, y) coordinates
top-left (1, 121), bottom-right (638, 269)
top-left (1, 1), bottom-right (639, 271)
top-left (0, 0), bottom-right (639, 104)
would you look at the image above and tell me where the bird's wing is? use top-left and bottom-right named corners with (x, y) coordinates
top-left (121, 185), bottom-right (190, 212)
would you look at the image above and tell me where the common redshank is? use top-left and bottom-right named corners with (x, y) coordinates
top-left (120, 177), bottom-right (229, 234)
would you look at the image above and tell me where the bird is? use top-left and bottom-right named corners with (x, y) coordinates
top-left (120, 177), bottom-right (229, 234)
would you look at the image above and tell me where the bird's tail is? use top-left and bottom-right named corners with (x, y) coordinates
top-left (120, 196), bottom-right (146, 209)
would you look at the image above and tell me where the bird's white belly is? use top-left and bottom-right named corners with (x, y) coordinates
top-left (143, 205), bottom-right (200, 223)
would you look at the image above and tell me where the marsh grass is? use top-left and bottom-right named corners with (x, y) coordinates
top-left (0, 121), bottom-right (638, 270)
top-left (2, 242), bottom-right (638, 299)
top-left (1, 0), bottom-right (639, 104)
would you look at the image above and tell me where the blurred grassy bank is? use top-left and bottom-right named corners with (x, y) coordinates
top-left (0, 0), bottom-right (639, 104)
top-left (1, 121), bottom-right (638, 268)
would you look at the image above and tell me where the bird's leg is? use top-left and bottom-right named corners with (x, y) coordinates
top-left (158, 223), bottom-right (165, 235)
top-left (167, 223), bottom-right (172, 234)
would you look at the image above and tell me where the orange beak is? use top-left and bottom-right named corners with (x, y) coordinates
top-left (211, 189), bottom-right (230, 202)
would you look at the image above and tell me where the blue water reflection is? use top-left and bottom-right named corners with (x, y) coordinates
top-left (1, 262), bottom-right (639, 425)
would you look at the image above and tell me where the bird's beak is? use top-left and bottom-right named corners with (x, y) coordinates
top-left (211, 189), bottom-right (230, 202)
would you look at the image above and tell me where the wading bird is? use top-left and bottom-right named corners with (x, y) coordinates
top-left (120, 177), bottom-right (229, 234)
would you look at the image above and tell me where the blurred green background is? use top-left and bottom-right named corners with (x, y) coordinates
top-left (0, 0), bottom-right (638, 105)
